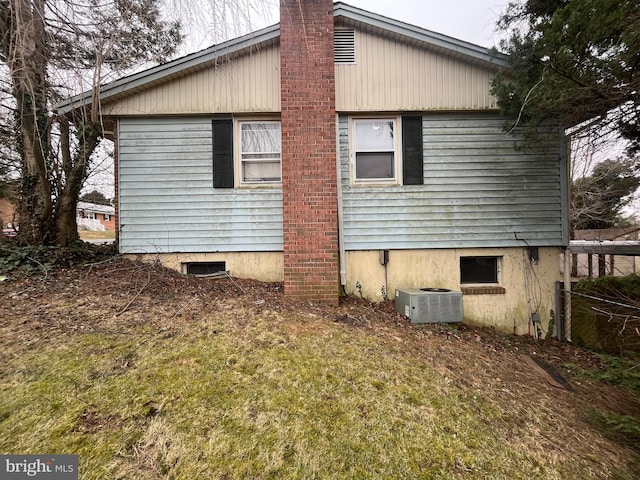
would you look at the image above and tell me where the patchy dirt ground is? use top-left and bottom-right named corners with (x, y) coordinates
top-left (1, 256), bottom-right (616, 372)
top-left (2, 255), bottom-right (640, 476)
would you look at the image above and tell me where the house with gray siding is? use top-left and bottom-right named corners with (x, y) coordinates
top-left (58, 0), bottom-right (569, 335)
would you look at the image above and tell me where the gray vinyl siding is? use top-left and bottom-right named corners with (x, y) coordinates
top-left (339, 113), bottom-right (568, 250)
top-left (119, 114), bottom-right (567, 255)
top-left (118, 117), bottom-right (283, 253)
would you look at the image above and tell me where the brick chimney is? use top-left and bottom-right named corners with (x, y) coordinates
top-left (280, 0), bottom-right (339, 303)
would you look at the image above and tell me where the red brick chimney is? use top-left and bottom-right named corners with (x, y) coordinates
top-left (280, 0), bottom-right (339, 303)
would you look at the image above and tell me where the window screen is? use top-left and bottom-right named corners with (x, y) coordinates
top-left (239, 121), bottom-right (281, 184)
top-left (353, 119), bottom-right (396, 183)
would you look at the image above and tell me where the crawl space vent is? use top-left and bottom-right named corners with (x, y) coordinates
top-left (184, 262), bottom-right (226, 276)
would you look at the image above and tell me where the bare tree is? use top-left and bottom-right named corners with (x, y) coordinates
top-left (0, 0), bottom-right (180, 245)
top-left (1, 0), bottom-right (52, 243)
top-left (0, 0), bottom-right (275, 247)
top-left (572, 157), bottom-right (640, 231)
top-left (166, 0), bottom-right (276, 51)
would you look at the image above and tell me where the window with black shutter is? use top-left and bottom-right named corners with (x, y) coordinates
top-left (212, 118), bottom-right (234, 188)
top-left (402, 115), bottom-right (424, 185)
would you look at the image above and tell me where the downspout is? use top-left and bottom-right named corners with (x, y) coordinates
top-left (336, 115), bottom-right (346, 288)
top-left (562, 129), bottom-right (572, 342)
top-left (563, 247), bottom-right (572, 342)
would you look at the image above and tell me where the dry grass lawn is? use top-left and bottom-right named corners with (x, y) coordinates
top-left (1, 257), bottom-right (639, 479)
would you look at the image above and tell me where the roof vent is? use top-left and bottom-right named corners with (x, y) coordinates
top-left (334, 28), bottom-right (355, 64)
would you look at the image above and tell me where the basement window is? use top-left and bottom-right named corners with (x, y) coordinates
top-left (183, 262), bottom-right (226, 276)
top-left (460, 256), bottom-right (500, 284)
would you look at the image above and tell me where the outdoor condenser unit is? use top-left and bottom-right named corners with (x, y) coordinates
top-left (395, 288), bottom-right (464, 324)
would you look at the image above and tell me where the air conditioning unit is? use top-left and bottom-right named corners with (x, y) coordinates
top-left (395, 288), bottom-right (463, 324)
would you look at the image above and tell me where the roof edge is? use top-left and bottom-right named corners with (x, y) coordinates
top-left (56, 24), bottom-right (280, 115)
top-left (57, 3), bottom-right (508, 115)
top-left (333, 2), bottom-right (506, 67)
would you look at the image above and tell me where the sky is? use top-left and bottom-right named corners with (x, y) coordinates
top-left (177, 0), bottom-right (509, 54)
top-left (342, 0), bottom-right (507, 48)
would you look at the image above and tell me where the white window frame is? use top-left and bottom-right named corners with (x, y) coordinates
top-left (236, 119), bottom-right (282, 187)
top-left (350, 117), bottom-right (401, 186)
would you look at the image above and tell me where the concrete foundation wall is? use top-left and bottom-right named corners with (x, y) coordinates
top-left (345, 247), bottom-right (561, 336)
top-left (128, 252), bottom-right (284, 283)
top-left (136, 246), bottom-right (562, 336)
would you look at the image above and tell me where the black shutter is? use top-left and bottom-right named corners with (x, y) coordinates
top-left (402, 115), bottom-right (424, 185)
top-left (212, 118), bottom-right (234, 188)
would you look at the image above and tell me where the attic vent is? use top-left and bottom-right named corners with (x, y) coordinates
top-left (334, 28), bottom-right (355, 64)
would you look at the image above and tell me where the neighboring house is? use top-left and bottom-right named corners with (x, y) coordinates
top-left (0, 181), bottom-right (19, 232)
top-left (0, 197), bottom-right (18, 230)
top-left (57, 1), bottom-right (569, 335)
top-left (77, 201), bottom-right (116, 232)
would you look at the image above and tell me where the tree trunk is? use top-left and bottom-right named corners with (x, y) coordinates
top-left (598, 254), bottom-right (606, 277)
top-left (9, 0), bottom-right (53, 244)
top-left (55, 193), bottom-right (79, 245)
top-left (0, 0), bottom-right (181, 248)
top-left (54, 119), bottom-right (101, 246)
top-left (571, 253), bottom-right (578, 277)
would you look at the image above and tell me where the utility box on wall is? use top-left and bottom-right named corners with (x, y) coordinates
top-left (395, 288), bottom-right (464, 324)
